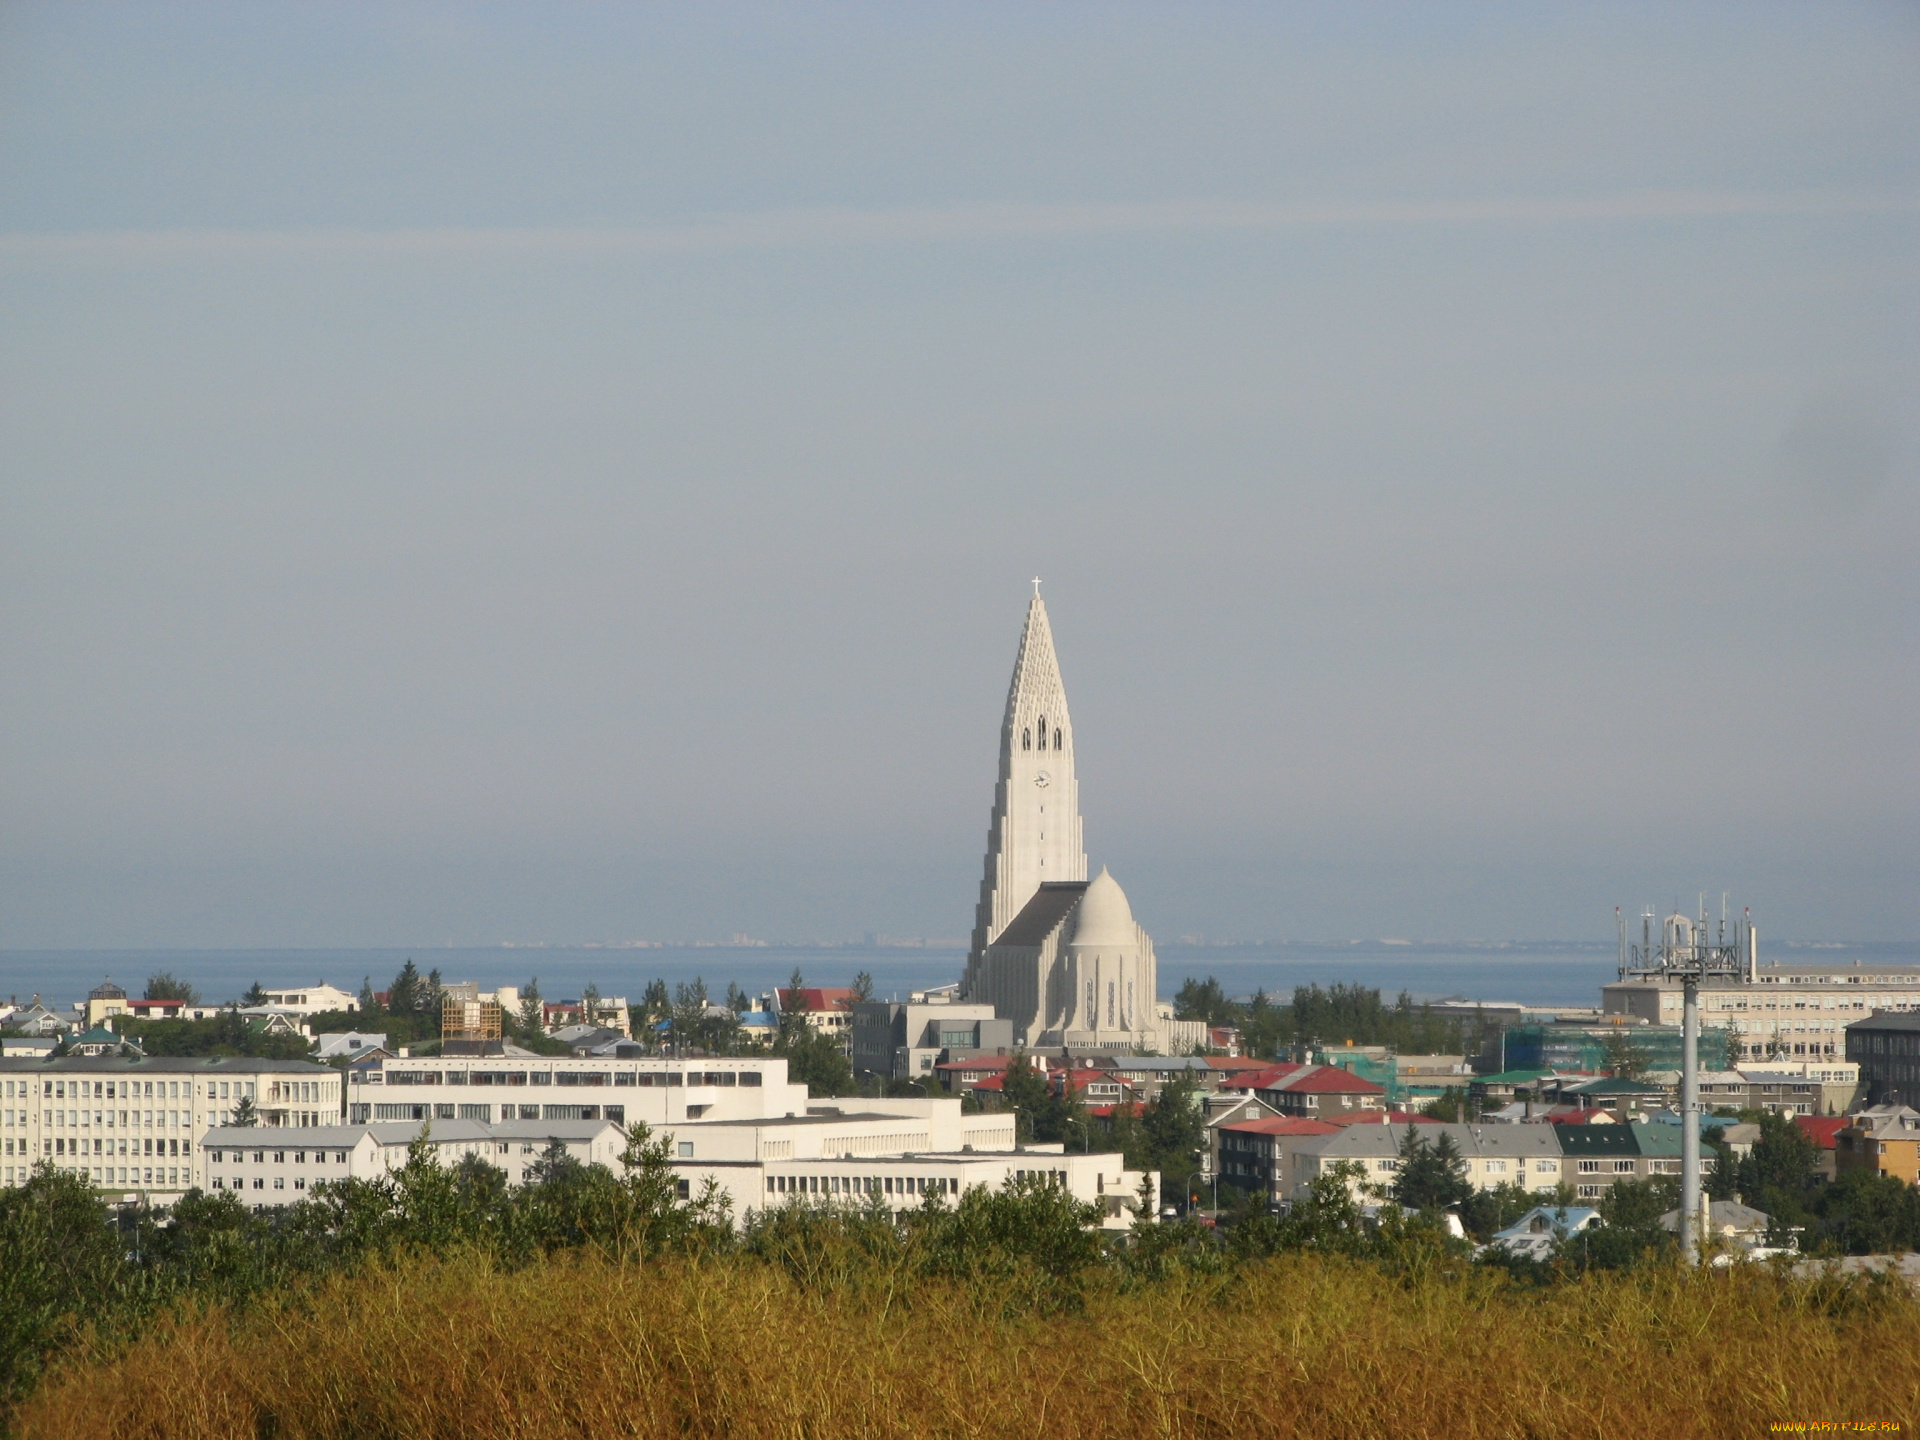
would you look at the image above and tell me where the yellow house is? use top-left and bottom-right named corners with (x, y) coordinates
top-left (85, 980), bottom-right (131, 1027)
top-left (1835, 1105), bottom-right (1920, 1186)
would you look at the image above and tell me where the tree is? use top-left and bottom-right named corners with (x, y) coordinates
top-left (640, 979), bottom-right (672, 1027)
top-left (388, 960), bottom-right (424, 1016)
top-left (775, 1025), bottom-right (853, 1097)
top-left (1420, 1088), bottom-right (1471, 1123)
top-left (725, 981), bottom-right (750, 1014)
top-left (144, 972), bottom-right (199, 1005)
top-left (358, 976), bottom-right (378, 1013)
top-left (422, 967), bottom-right (445, 1017)
top-left (233, 1095), bottom-right (258, 1127)
top-left (1000, 1055), bottom-right (1051, 1143)
top-left (1600, 1030), bottom-right (1649, 1081)
top-left (672, 978), bottom-right (712, 1052)
top-left (851, 971), bottom-right (874, 1003)
top-left (1140, 1073), bottom-right (1206, 1193)
top-left (1391, 1125), bottom-right (1471, 1212)
top-left (516, 978), bottom-right (544, 1040)
top-left (241, 981), bottom-right (268, 1008)
top-left (1173, 976), bottom-right (1231, 1026)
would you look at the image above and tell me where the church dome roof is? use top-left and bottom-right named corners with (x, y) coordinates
top-left (1069, 867), bottom-right (1136, 949)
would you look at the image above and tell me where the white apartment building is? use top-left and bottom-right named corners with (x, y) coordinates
top-left (353, 1052), bottom-right (812, 1127)
top-left (0, 1056), bottom-right (343, 1197)
top-left (259, 984), bottom-right (358, 1017)
top-left (200, 1117), bottom-right (627, 1205)
top-left (1605, 957), bottom-right (1920, 1063)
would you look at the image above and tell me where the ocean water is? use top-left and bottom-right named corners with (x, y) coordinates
top-left (5, 939), bottom-right (1913, 1015)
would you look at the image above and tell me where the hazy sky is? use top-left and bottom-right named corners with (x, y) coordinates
top-left (2, 4), bottom-right (1915, 948)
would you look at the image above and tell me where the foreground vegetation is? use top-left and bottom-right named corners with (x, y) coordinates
top-left (3, 1127), bottom-right (1918, 1439)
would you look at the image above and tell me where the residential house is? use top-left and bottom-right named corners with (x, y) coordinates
top-left (1661, 1200), bottom-right (1776, 1253)
top-left (775, 988), bottom-right (858, 1045)
top-left (1794, 1115), bottom-right (1849, 1182)
top-left (1285, 1121), bottom-right (1567, 1202)
top-left (1484, 1205), bottom-right (1602, 1261)
top-left (1215, 1116), bottom-right (1339, 1204)
top-left (1556, 1122), bottom-right (1711, 1201)
top-left (311, 1033), bottom-right (391, 1066)
top-left (1835, 1105), bottom-right (1920, 1185)
top-left (259, 984), bottom-right (359, 1017)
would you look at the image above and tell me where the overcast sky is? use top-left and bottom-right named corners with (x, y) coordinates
top-left (1, 3), bottom-right (1915, 948)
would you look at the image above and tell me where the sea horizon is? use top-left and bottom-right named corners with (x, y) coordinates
top-left (6, 937), bottom-right (1915, 1016)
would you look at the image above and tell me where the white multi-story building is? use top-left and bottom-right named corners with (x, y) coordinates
top-left (200, 1117), bottom-right (628, 1204)
top-left (1603, 931), bottom-right (1920, 1063)
top-left (352, 1052), bottom-right (813, 1126)
top-left (0, 1056), bottom-right (343, 1197)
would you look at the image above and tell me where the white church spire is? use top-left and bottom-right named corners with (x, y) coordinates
top-left (963, 587), bottom-right (1088, 987)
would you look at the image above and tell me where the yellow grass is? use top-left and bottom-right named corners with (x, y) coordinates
top-left (16, 1251), bottom-right (1919, 1440)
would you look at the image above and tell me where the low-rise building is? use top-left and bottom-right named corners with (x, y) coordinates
top-left (1661, 1200), bottom-right (1774, 1253)
top-left (1226, 1063), bottom-right (1387, 1119)
top-left (1484, 1205), bottom-right (1602, 1260)
top-left (1697, 1063), bottom-right (1863, 1117)
top-left (1286, 1121), bottom-right (1567, 1201)
top-left (1215, 1116), bottom-right (1339, 1205)
top-left (774, 988), bottom-right (858, 1045)
top-left (200, 1117), bottom-right (628, 1204)
top-left (1835, 1105), bottom-right (1920, 1185)
top-left (1557, 1122), bottom-right (1711, 1200)
top-left (259, 984), bottom-right (359, 1017)
top-left (672, 1144), bottom-right (1151, 1231)
top-left (849, 1000), bottom-right (1010, 1081)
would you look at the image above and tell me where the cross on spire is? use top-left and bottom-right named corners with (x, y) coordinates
top-left (1032, 575), bottom-right (1041, 594)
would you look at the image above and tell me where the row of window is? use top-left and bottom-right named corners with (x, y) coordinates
top-left (373, 1069), bottom-right (761, 1089)
top-left (17, 1136), bottom-right (187, 1159)
top-left (768, 1174), bottom-right (959, 1199)
top-left (3, 1078), bottom-right (255, 1101)
top-left (1020, 718), bottom-right (1063, 751)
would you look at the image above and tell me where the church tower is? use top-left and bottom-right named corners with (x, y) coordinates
top-left (962, 585), bottom-right (1088, 995)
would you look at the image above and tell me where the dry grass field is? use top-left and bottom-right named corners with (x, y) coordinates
top-left (15, 1249), bottom-right (1918, 1440)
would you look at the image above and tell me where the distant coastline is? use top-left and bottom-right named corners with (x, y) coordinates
top-left (5, 938), bottom-right (1913, 1014)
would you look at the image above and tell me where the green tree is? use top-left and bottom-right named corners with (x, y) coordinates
top-left (358, 975), bottom-right (378, 1012)
top-left (241, 981), bottom-right (268, 1007)
top-left (387, 960), bottom-right (424, 1015)
top-left (1600, 1030), bottom-right (1649, 1081)
top-left (775, 1025), bottom-right (853, 1097)
top-left (1173, 976), bottom-right (1231, 1025)
top-left (999, 1055), bottom-right (1051, 1143)
top-left (516, 978), bottom-right (544, 1040)
top-left (1391, 1125), bottom-right (1471, 1212)
top-left (232, 1095), bottom-right (258, 1127)
top-left (144, 972), bottom-right (199, 1005)
top-left (850, 970), bottom-right (874, 1003)
top-left (724, 981), bottom-right (750, 1014)
top-left (0, 1165), bottom-right (129, 1408)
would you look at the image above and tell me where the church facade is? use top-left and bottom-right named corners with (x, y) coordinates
top-left (959, 588), bottom-right (1166, 1052)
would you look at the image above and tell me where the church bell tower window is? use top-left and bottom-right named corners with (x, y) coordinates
top-left (1022, 727), bottom-right (1031, 751)
top-left (1053, 728), bottom-right (1062, 750)
top-left (1037, 717), bottom-right (1047, 750)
